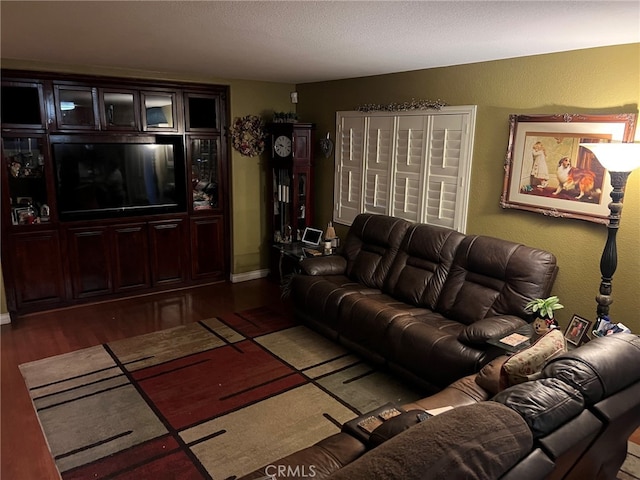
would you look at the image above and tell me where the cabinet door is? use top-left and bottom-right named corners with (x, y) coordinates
top-left (53, 84), bottom-right (99, 130)
top-left (2, 135), bottom-right (54, 227)
top-left (142, 91), bottom-right (178, 132)
top-left (112, 223), bottom-right (150, 292)
top-left (149, 218), bottom-right (187, 285)
top-left (188, 137), bottom-right (221, 211)
top-left (9, 231), bottom-right (66, 308)
top-left (100, 89), bottom-right (140, 131)
top-left (66, 227), bottom-right (113, 298)
top-left (1, 81), bottom-right (46, 129)
top-left (190, 216), bottom-right (225, 280)
top-left (184, 93), bottom-right (220, 132)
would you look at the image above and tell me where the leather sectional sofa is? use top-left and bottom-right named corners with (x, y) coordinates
top-left (290, 213), bottom-right (559, 390)
top-left (239, 332), bottom-right (640, 480)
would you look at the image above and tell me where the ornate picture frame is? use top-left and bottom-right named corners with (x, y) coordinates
top-left (565, 314), bottom-right (591, 346)
top-left (501, 113), bottom-right (637, 224)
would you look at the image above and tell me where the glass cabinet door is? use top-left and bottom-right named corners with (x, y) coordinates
top-left (185, 93), bottom-right (219, 131)
top-left (189, 138), bottom-right (220, 211)
top-left (143, 92), bottom-right (176, 130)
top-left (101, 90), bottom-right (138, 130)
top-left (2, 136), bottom-right (51, 225)
top-left (54, 85), bottom-right (98, 129)
top-left (1, 81), bottom-right (45, 128)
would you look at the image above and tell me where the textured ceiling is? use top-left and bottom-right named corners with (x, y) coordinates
top-left (1, 1), bottom-right (639, 84)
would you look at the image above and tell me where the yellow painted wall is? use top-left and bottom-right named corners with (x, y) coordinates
top-left (296, 44), bottom-right (640, 332)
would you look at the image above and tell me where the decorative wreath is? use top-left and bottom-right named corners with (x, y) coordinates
top-left (229, 115), bottom-right (266, 157)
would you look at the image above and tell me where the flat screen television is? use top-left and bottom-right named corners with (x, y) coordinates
top-left (52, 139), bottom-right (186, 221)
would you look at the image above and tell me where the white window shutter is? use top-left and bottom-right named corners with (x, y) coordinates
top-left (334, 115), bottom-right (365, 225)
top-left (363, 116), bottom-right (394, 215)
top-left (390, 115), bottom-right (429, 222)
top-left (334, 107), bottom-right (476, 232)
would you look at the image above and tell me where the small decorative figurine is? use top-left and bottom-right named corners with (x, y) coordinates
top-left (533, 317), bottom-right (559, 335)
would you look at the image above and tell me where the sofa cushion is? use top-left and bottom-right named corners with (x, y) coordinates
top-left (435, 235), bottom-right (558, 325)
top-left (382, 223), bottom-right (465, 309)
top-left (327, 402), bottom-right (532, 480)
top-left (542, 332), bottom-right (640, 405)
top-left (475, 355), bottom-right (509, 395)
top-left (500, 329), bottom-right (566, 389)
top-left (341, 214), bottom-right (411, 289)
top-left (493, 377), bottom-right (584, 439)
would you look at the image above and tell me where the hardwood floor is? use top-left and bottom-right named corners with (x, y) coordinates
top-left (2, 278), bottom-right (639, 479)
top-left (1, 279), bottom-right (285, 480)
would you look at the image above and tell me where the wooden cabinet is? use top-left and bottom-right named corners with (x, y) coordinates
top-left (7, 230), bottom-right (65, 309)
top-left (190, 216), bottom-right (225, 280)
top-left (149, 218), bottom-right (187, 285)
top-left (1, 69), bottom-right (231, 320)
top-left (112, 223), bottom-right (150, 292)
top-left (66, 226), bottom-right (113, 298)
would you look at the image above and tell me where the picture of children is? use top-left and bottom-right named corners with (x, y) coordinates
top-left (530, 141), bottom-right (549, 188)
top-left (565, 315), bottom-right (591, 346)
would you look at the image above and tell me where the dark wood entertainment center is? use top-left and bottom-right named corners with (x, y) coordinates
top-left (1, 70), bottom-right (231, 321)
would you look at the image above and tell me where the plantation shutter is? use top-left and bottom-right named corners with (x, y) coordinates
top-left (390, 115), bottom-right (429, 222)
top-left (363, 116), bottom-right (394, 215)
top-left (424, 114), bottom-right (468, 229)
top-left (334, 106), bottom-right (476, 233)
top-left (334, 115), bottom-right (365, 225)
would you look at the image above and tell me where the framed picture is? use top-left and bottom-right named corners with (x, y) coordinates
top-left (501, 113), bottom-right (637, 224)
top-left (565, 314), bottom-right (591, 346)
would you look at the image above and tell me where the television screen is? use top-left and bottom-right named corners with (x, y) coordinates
top-left (53, 142), bottom-right (184, 220)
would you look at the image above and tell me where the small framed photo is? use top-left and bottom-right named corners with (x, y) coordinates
top-left (565, 314), bottom-right (591, 346)
top-left (16, 196), bottom-right (33, 205)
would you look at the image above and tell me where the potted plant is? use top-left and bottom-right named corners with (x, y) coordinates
top-left (525, 296), bottom-right (564, 335)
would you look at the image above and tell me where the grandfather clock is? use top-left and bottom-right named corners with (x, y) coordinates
top-left (268, 122), bottom-right (315, 244)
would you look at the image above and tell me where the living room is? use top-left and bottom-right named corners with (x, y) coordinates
top-left (1, 2), bottom-right (640, 479)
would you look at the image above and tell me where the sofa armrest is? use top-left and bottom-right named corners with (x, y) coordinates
top-left (458, 315), bottom-right (527, 346)
top-left (300, 255), bottom-right (347, 276)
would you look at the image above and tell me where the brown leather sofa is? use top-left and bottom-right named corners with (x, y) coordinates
top-left (290, 213), bottom-right (559, 390)
top-left (239, 333), bottom-right (640, 480)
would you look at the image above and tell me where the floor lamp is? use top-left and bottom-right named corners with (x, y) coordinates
top-left (579, 142), bottom-right (640, 323)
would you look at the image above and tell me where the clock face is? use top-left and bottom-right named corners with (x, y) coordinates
top-left (274, 135), bottom-right (292, 157)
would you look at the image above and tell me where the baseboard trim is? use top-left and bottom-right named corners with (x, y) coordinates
top-left (0, 312), bottom-right (11, 325)
top-left (230, 269), bottom-right (270, 283)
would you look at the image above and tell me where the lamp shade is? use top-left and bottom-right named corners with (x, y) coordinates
top-left (579, 142), bottom-right (640, 172)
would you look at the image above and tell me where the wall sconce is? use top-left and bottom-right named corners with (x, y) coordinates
top-left (290, 91), bottom-right (298, 104)
top-left (319, 132), bottom-right (334, 158)
top-left (579, 142), bottom-right (640, 322)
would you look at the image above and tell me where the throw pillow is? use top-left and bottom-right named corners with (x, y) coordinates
top-left (475, 355), bottom-right (509, 395)
top-left (500, 329), bottom-right (566, 390)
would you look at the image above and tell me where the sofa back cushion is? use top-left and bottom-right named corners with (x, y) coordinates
top-left (542, 332), bottom-right (640, 405)
top-left (341, 214), bottom-right (411, 289)
top-left (435, 235), bottom-right (558, 324)
top-left (493, 378), bottom-right (584, 439)
top-left (382, 223), bottom-right (465, 309)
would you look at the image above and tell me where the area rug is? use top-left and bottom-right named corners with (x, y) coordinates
top-left (19, 306), bottom-right (424, 480)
